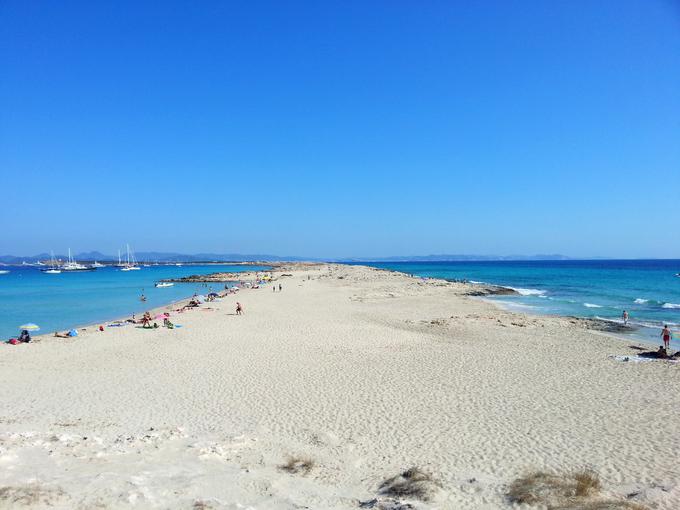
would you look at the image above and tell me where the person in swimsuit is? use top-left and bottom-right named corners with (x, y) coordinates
top-left (622, 310), bottom-right (629, 325)
top-left (661, 325), bottom-right (672, 350)
top-left (142, 312), bottom-right (152, 328)
top-left (236, 302), bottom-right (243, 315)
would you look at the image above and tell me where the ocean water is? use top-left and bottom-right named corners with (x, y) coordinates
top-left (356, 260), bottom-right (680, 348)
top-left (0, 264), bottom-right (269, 339)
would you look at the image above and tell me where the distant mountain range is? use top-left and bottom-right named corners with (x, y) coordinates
top-left (342, 254), bottom-right (574, 262)
top-left (0, 252), bottom-right (582, 265)
top-left (0, 251), bottom-right (313, 264)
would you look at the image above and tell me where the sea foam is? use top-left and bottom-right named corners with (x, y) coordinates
top-left (584, 303), bottom-right (602, 308)
top-left (662, 303), bottom-right (680, 309)
top-left (509, 287), bottom-right (547, 296)
top-left (634, 298), bottom-right (649, 304)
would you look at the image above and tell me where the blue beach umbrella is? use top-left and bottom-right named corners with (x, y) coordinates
top-left (19, 323), bottom-right (40, 331)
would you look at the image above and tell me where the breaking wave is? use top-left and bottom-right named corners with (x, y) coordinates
top-left (509, 287), bottom-right (547, 296)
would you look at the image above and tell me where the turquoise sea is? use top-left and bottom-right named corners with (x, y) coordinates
top-left (0, 264), bottom-right (268, 340)
top-left (355, 260), bottom-right (680, 348)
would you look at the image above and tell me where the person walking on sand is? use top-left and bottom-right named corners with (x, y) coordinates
top-left (661, 325), bottom-right (672, 350)
top-left (279, 283), bottom-right (282, 292)
top-left (236, 302), bottom-right (243, 315)
top-left (622, 310), bottom-right (629, 325)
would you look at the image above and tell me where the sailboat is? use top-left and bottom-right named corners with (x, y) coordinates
top-left (41, 251), bottom-right (62, 274)
top-left (62, 249), bottom-right (95, 271)
top-left (120, 244), bottom-right (141, 271)
top-left (116, 249), bottom-right (127, 268)
top-left (91, 261), bottom-right (105, 268)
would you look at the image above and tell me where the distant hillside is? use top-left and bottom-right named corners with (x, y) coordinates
top-left (0, 252), bottom-right (582, 265)
top-left (0, 252), bottom-right (316, 264)
top-left (340, 254), bottom-right (573, 262)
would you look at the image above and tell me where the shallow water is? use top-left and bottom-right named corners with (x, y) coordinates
top-left (356, 260), bottom-right (680, 348)
top-left (0, 264), bottom-right (268, 339)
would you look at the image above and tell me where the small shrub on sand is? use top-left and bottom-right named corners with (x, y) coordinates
top-left (279, 455), bottom-right (314, 475)
top-left (506, 470), bottom-right (648, 509)
top-left (574, 470), bottom-right (602, 497)
top-left (378, 467), bottom-right (437, 501)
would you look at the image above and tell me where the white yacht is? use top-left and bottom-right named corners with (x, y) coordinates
top-left (91, 261), bottom-right (105, 268)
top-left (62, 249), bottom-right (94, 271)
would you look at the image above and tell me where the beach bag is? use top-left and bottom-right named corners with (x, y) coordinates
top-left (8, 339), bottom-right (19, 345)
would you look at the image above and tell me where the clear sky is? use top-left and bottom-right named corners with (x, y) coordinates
top-left (2, 1), bottom-right (679, 259)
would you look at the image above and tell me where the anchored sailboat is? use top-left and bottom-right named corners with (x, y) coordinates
top-left (41, 251), bottom-right (61, 274)
top-left (120, 244), bottom-right (141, 271)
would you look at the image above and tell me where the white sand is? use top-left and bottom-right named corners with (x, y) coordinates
top-left (1, 264), bottom-right (678, 509)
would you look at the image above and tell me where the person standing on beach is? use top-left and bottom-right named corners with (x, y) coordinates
top-left (661, 325), bottom-right (672, 350)
top-left (236, 302), bottom-right (243, 315)
top-left (279, 283), bottom-right (282, 292)
top-left (622, 310), bottom-right (629, 325)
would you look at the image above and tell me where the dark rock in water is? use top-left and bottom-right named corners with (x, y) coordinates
top-left (573, 317), bottom-right (636, 333)
top-left (465, 285), bottom-right (517, 296)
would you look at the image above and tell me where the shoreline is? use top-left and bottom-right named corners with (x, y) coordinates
top-left (31, 270), bottom-right (276, 342)
top-left (25, 262), bottom-right (661, 350)
top-left (360, 264), bottom-right (673, 348)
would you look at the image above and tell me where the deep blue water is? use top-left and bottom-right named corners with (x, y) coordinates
top-left (0, 264), bottom-right (268, 339)
top-left (354, 260), bottom-right (680, 347)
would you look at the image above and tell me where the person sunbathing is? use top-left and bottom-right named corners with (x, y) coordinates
top-left (18, 330), bottom-right (31, 343)
top-left (163, 318), bottom-right (174, 329)
top-left (54, 329), bottom-right (77, 338)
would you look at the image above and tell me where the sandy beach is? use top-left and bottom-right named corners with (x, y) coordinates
top-left (1, 264), bottom-right (678, 509)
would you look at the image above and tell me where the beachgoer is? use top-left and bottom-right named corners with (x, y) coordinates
top-left (657, 345), bottom-right (668, 358)
top-left (236, 302), bottom-right (243, 315)
top-left (54, 329), bottom-right (77, 338)
top-left (661, 325), bottom-right (672, 350)
top-left (142, 312), bottom-right (152, 328)
top-left (279, 283), bottom-right (282, 292)
top-left (622, 310), bottom-right (629, 325)
top-left (99, 325), bottom-right (104, 332)
top-left (273, 285), bottom-right (276, 292)
top-left (163, 318), bottom-right (174, 329)
top-left (18, 330), bottom-right (31, 343)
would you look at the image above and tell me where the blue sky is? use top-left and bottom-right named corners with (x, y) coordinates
top-left (2, 1), bottom-right (679, 258)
